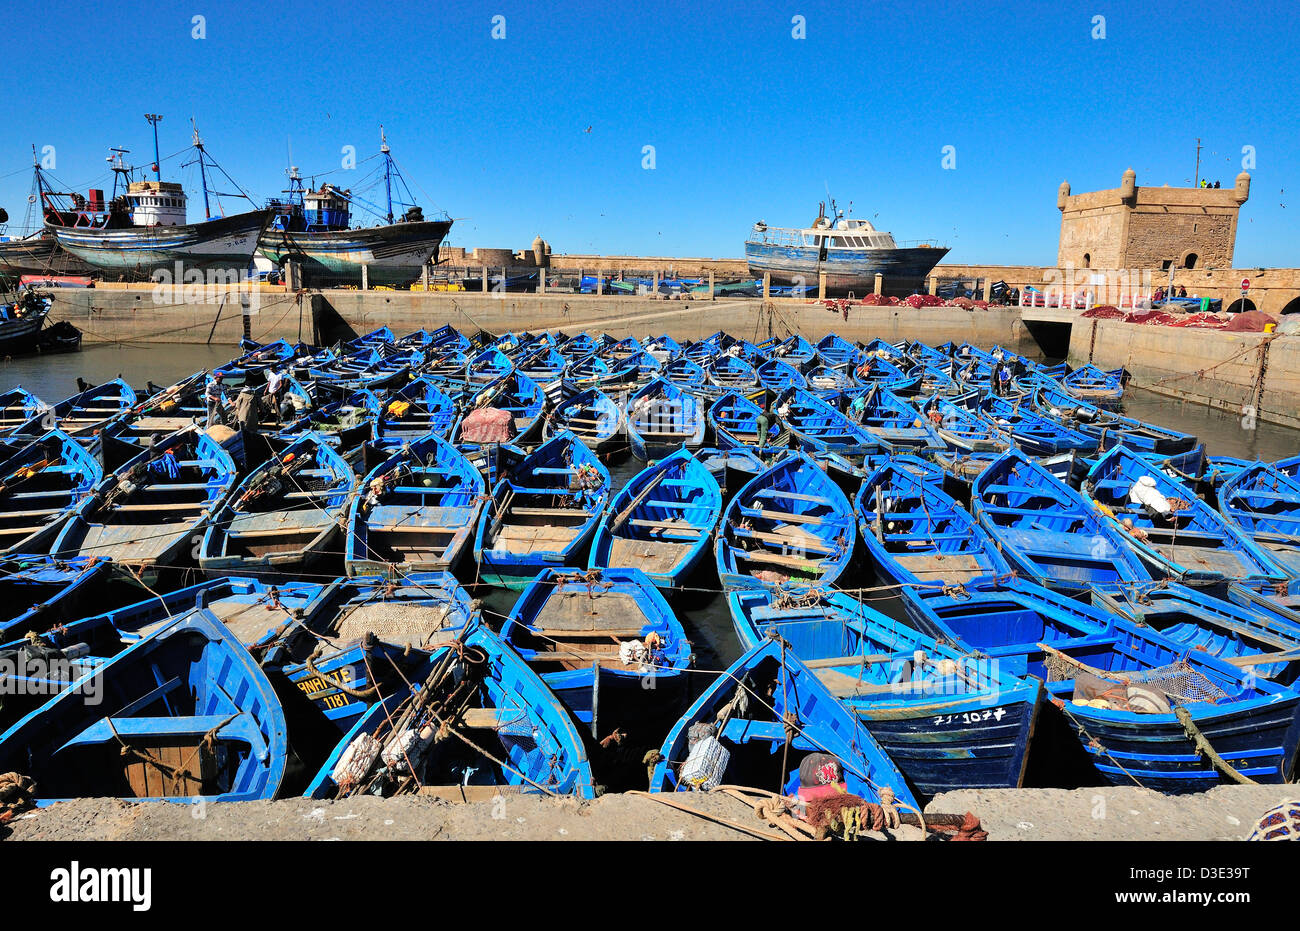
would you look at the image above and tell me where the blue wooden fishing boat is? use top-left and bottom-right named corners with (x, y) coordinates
top-left (0, 609), bottom-right (287, 803)
top-left (648, 633), bottom-right (918, 809)
top-left (215, 338), bottom-right (298, 384)
top-left (376, 376), bottom-right (459, 443)
top-left (843, 387), bottom-right (944, 454)
top-left (266, 572), bottom-right (481, 729)
top-left (561, 353), bottom-right (640, 397)
top-left (278, 388), bottom-right (382, 458)
top-left (774, 387), bottom-right (879, 460)
top-left (857, 461), bottom-right (1011, 588)
top-left (1083, 445), bottom-right (1288, 588)
top-left (12, 377), bottom-right (135, 443)
top-left (464, 347), bottom-right (515, 387)
top-left (707, 391), bottom-right (787, 449)
top-left (457, 371), bottom-right (547, 450)
top-left (546, 387), bottom-right (623, 454)
top-left (96, 371), bottom-right (212, 459)
top-left (972, 448), bottom-right (1150, 595)
top-left (643, 334), bottom-right (683, 362)
top-left (902, 579), bottom-right (1300, 792)
top-left (51, 425), bottom-right (238, 577)
top-left (716, 451), bottom-right (855, 589)
top-left (663, 356), bottom-right (709, 393)
top-left (474, 431), bottom-right (610, 589)
top-left (706, 354), bottom-right (760, 394)
top-left (1092, 582), bottom-right (1300, 685)
top-left (1219, 461), bottom-right (1300, 576)
top-left (729, 585), bottom-right (1042, 794)
top-left (0, 386), bottom-right (49, 438)
top-left (517, 345), bottom-right (569, 400)
top-left (0, 429), bottom-right (102, 556)
top-left (756, 358), bottom-right (807, 393)
top-left (199, 431), bottom-right (357, 578)
top-left (345, 432), bottom-right (485, 577)
top-left (0, 555), bottom-right (133, 640)
top-left (805, 364), bottom-right (855, 397)
top-left (500, 567), bottom-right (692, 732)
top-left (305, 622), bottom-right (595, 800)
top-left (589, 448), bottom-right (721, 590)
top-left (692, 447), bottom-right (769, 502)
top-left (625, 377), bottom-right (705, 461)
top-left (815, 333), bottom-right (865, 369)
top-left (1061, 364), bottom-right (1128, 409)
top-left (1033, 381), bottom-right (1205, 477)
top-left (958, 392), bottom-right (1099, 456)
top-left (772, 333), bottom-right (816, 366)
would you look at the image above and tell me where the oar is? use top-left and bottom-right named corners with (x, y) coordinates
top-left (610, 458), bottom-right (684, 532)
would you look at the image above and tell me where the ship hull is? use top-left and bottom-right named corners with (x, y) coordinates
top-left (47, 209), bottom-right (271, 279)
top-left (258, 219), bottom-right (453, 287)
top-left (0, 232), bottom-right (93, 279)
top-left (745, 242), bottom-right (949, 294)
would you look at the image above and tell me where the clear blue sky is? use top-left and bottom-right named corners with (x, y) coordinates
top-left (4, 0), bottom-right (1296, 266)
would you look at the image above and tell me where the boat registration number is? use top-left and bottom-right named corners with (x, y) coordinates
top-left (932, 708), bottom-right (1006, 726)
top-left (297, 668), bottom-right (356, 709)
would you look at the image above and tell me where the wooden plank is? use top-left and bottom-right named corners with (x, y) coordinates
top-left (739, 507), bottom-right (826, 525)
top-left (737, 549), bottom-right (824, 569)
top-left (803, 654), bottom-right (893, 668)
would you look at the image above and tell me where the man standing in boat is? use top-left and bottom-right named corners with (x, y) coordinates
top-left (205, 372), bottom-right (227, 427)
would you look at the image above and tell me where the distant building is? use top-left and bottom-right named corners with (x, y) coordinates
top-left (1057, 169), bottom-right (1250, 270)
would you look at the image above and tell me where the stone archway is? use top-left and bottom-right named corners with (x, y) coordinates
top-left (1280, 296), bottom-right (1300, 316)
top-left (1182, 252), bottom-right (1198, 269)
top-left (1226, 297), bottom-right (1257, 314)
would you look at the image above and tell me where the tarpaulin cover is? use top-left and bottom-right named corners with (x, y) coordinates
top-left (459, 407), bottom-right (513, 443)
top-left (1224, 310), bottom-right (1277, 332)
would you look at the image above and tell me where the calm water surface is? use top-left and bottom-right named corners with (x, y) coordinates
top-left (5, 344), bottom-right (1298, 668)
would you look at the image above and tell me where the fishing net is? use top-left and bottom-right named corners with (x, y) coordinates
top-left (1123, 661), bottom-right (1229, 705)
top-left (1247, 800), bottom-right (1300, 840)
top-left (332, 603), bottom-right (456, 646)
top-left (1045, 652), bottom-right (1229, 711)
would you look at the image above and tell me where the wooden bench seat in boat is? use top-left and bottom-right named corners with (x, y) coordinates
top-left (626, 518), bottom-right (703, 533)
top-left (737, 506), bottom-right (827, 525)
top-left (751, 488), bottom-right (831, 504)
top-left (732, 526), bottom-right (834, 554)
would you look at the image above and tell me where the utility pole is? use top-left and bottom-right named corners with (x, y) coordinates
top-left (1194, 137), bottom-right (1202, 188)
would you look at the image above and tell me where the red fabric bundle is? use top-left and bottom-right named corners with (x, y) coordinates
top-left (1225, 310), bottom-right (1277, 332)
top-left (459, 407), bottom-right (513, 443)
top-left (1081, 306), bottom-right (1125, 319)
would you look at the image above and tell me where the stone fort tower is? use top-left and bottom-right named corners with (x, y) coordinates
top-left (1057, 169), bottom-right (1249, 270)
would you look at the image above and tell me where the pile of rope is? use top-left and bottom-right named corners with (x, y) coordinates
top-left (0, 772), bottom-right (33, 825)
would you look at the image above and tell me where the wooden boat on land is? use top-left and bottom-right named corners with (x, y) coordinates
top-left (345, 432), bottom-right (485, 577)
top-left (305, 622), bottom-right (595, 800)
top-left (589, 448), bottom-right (721, 590)
top-left (474, 431), bottom-right (610, 589)
top-left (0, 609), bottom-right (287, 803)
top-left (1083, 445), bottom-right (1288, 588)
top-left (728, 585), bottom-right (1042, 794)
top-left (1218, 462), bottom-right (1300, 577)
top-left (500, 567), bottom-right (692, 732)
top-left (972, 449), bottom-right (1150, 596)
top-left (50, 425), bottom-right (238, 575)
top-left (715, 451), bottom-right (855, 589)
top-left (0, 429), bottom-right (102, 556)
top-left (625, 378), bottom-right (705, 461)
top-left (902, 579), bottom-right (1300, 792)
top-left (546, 387), bottom-right (623, 454)
top-left (199, 431), bottom-right (357, 578)
top-left (648, 634), bottom-right (918, 809)
top-left (857, 461), bottom-right (1010, 589)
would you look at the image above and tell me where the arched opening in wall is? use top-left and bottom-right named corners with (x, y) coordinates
top-left (1226, 298), bottom-right (1257, 314)
top-left (1183, 253), bottom-right (1198, 269)
top-left (1160, 259), bottom-right (1173, 270)
top-left (1280, 296), bottom-right (1300, 316)
top-left (1082, 253), bottom-right (1091, 268)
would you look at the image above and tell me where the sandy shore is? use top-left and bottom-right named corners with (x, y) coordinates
top-left (4, 784), bottom-right (1296, 841)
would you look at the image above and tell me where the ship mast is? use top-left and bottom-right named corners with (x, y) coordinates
top-left (191, 119), bottom-right (212, 219)
top-left (145, 113), bottom-right (163, 181)
top-left (380, 125), bottom-right (393, 224)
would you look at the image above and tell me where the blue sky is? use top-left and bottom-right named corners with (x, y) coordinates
top-left (3, 0), bottom-right (1296, 266)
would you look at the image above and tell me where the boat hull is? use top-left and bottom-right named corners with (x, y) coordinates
top-left (258, 219), bottom-right (453, 287)
top-left (745, 242), bottom-right (949, 293)
top-left (48, 209), bottom-right (270, 278)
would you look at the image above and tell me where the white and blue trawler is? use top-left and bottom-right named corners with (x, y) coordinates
top-left (744, 200), bottom-right (948, 294)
